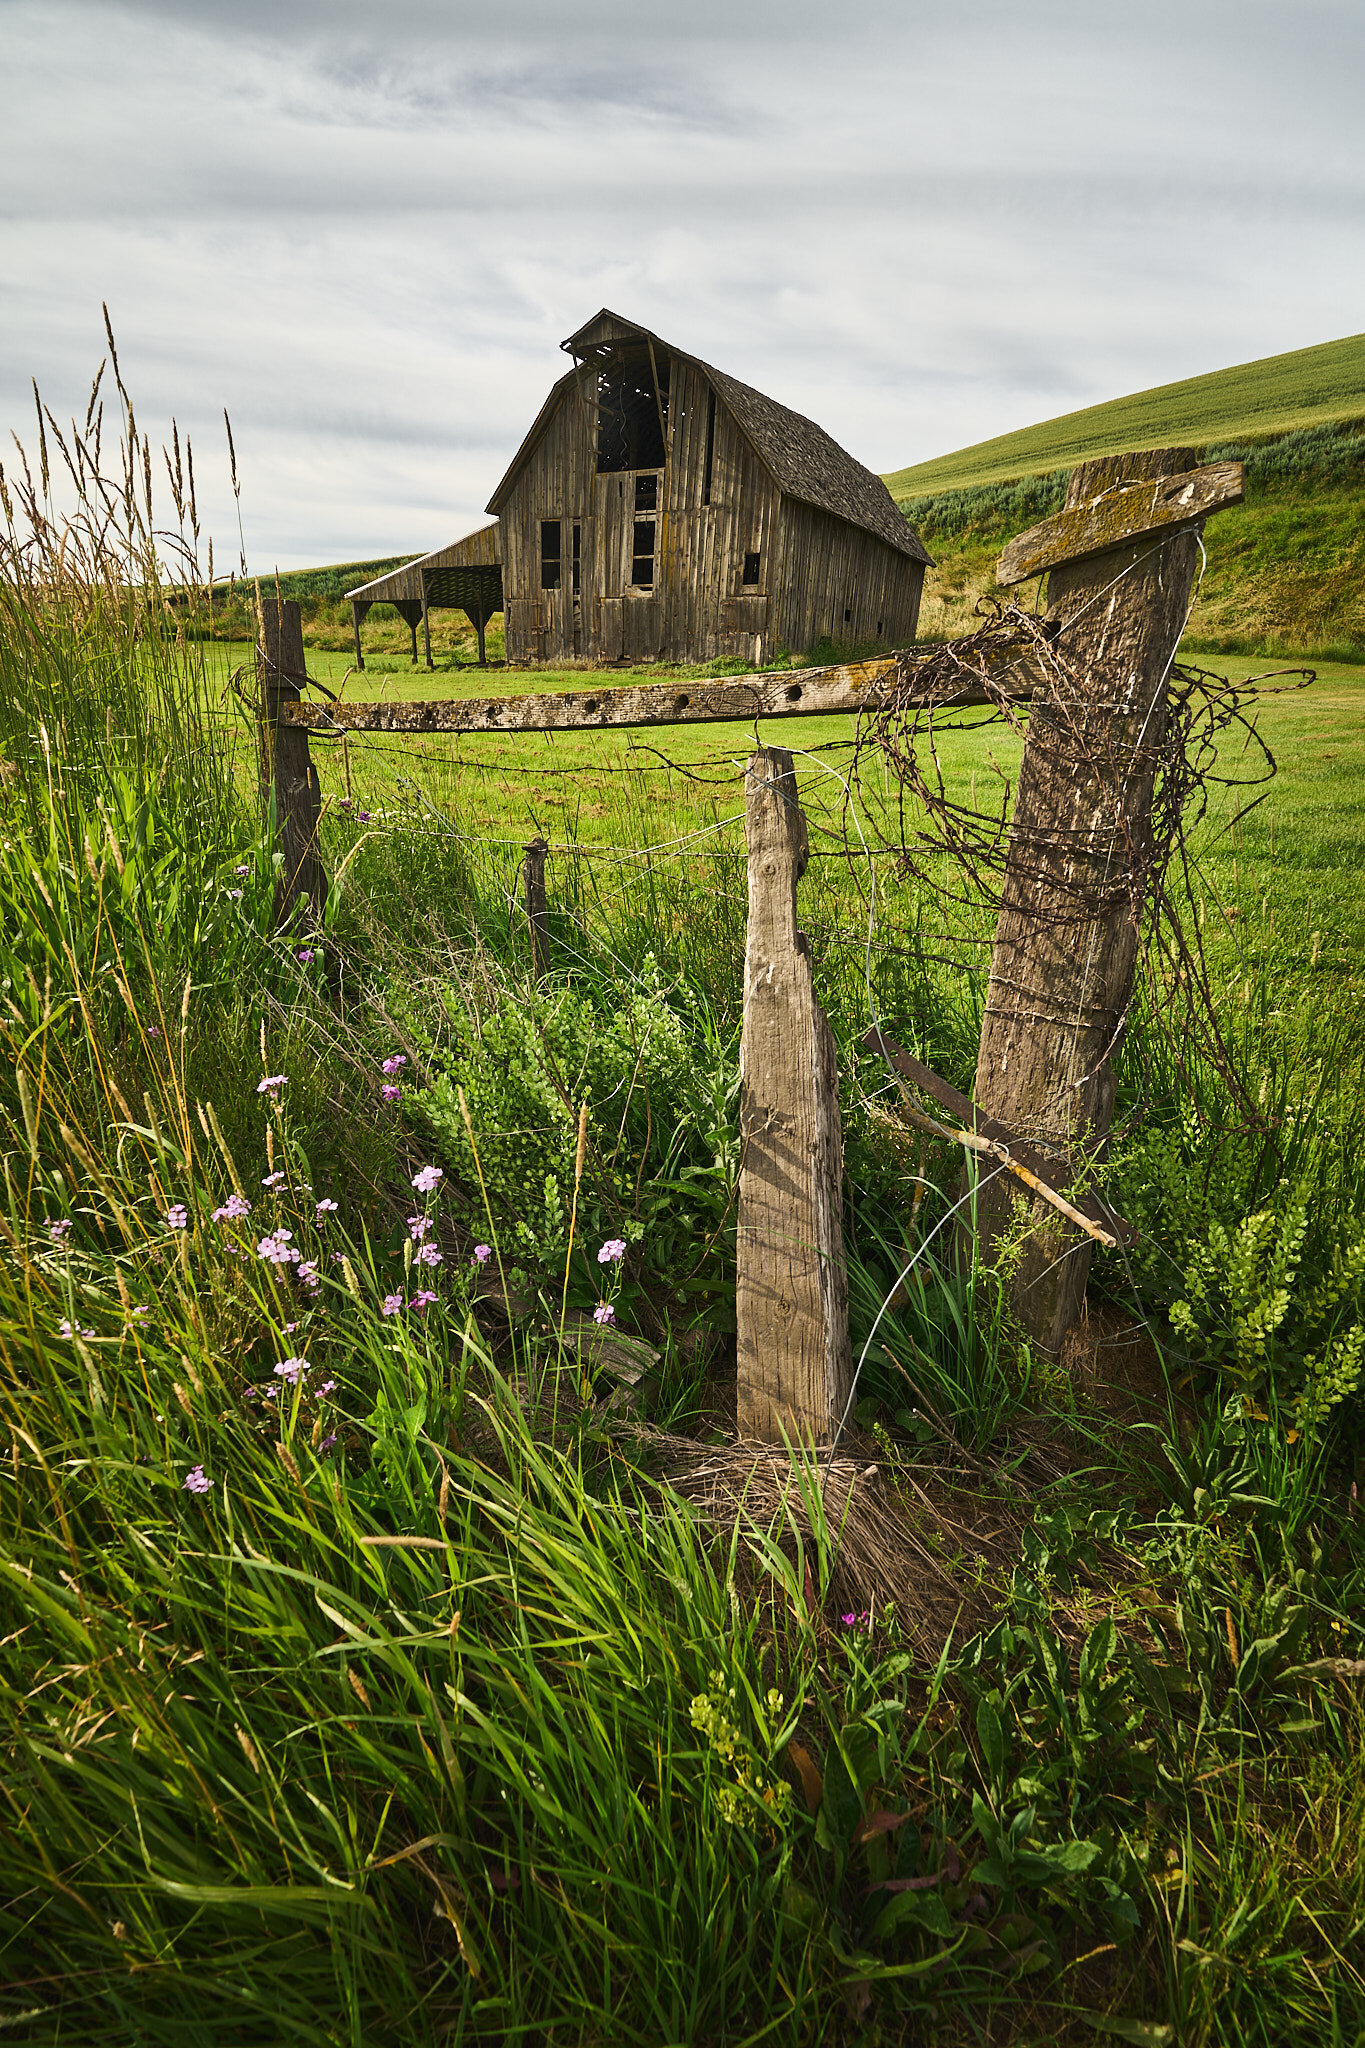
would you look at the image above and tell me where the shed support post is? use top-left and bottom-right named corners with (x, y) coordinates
top-left (476, 606), bottom-right (488, 668)
top-left (409, 616), bottom-right (419, 663)
top-left (970, 446), bottom-right (1203, 1356)
top-left (259, 595), bottom-right (327, 933)
top-left (421, 573), bottom-right (434, 671)
top-left (735, 749), bottom-right (852, 1443)
top-left (522, 837), bottom-right (549, 982)
top-left (351, 600), bottom-right (365, 672)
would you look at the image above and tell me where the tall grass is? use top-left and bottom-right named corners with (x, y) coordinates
top-left (2, 356), bottom-right (1364, 2046)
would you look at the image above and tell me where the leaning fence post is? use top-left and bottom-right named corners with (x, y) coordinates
top-left (736, 749), bottom-right (852, 1443)
top-left (258, 594), bottom-right (327, 932)
top-left (522, 837), bottom-right (549, 981)
top-left (972, 445), bottom-right (1242, 1354)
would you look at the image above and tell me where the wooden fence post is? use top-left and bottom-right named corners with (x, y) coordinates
top-left (971, 446), bottom-right (1225, 1355)
top-left (736, 749), bottom-right (852, 1443)
top-left (258, 595), bottom-right (327, 932)
top-left (522, 837), bottom-right (549, 981)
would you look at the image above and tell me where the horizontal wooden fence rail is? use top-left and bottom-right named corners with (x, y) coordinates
top-left (277, 652), bottom-right (1035, 739)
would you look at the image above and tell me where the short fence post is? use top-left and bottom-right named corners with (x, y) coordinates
top-left (258, 595), bottom-right (327, 932)
top-left (522, 837), bottom-right (549, 981)
top-left (971, 446), bottom-right (1205, 1354)
top-left (736, 749), bottom-right (852, 1443)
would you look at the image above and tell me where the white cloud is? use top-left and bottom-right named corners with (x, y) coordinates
top-left (0, 0), bottom-right (1360, 567)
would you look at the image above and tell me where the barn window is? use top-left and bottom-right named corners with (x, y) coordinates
top-left (743, 552), bottom-right (761, 586)
top-left (595, 343), bottom-right (669, 473)
top-left (572, 523), bottom-right (581, 596)
top-left (635, 474), bottom-right (658, 511)
top-left (540, 521), bottom-right (562, 591)
top-left (632, 521), bottom-right (656, 586)
top-left (702, 391), bottom-right (716, 505)
top-left (843, 606), bottom-right (852, 622)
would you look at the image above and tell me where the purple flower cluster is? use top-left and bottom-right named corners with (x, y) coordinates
top-left (472, 1244), bottom-right (491, 1264)
top-left (414, 1242), bottom-right (442, 1268)
top-left (381, 1292), bottom-right (404, 1317)
top-left (212, 1192), bottom-right (252, 1222)
top-left (257, 1227), bottom-right (300, 1266)
top-left (58, 1318), bottom-right (95, 1340)
top-left (382, 1054), bottom-right (407, 1076)
top-left (408, 1214), bottom-right (431, 1242)
top-left (257, 1075), bottom-right (288, 1097)
top-left (411, 1165), bottom-right (443, 1194)
top-left (315, 1198), bottom-right (338, 1220)
top-left (261, 1171), bottom-right (286, 1189)
top-left (47, 1218), bottom-right (72, 1242)
top-left (274, 1355), bottom-right (309, 1385)
top-left (183, 1466), bottom-right (211, 1495)
top-left (593, 1302), bottom-right (616, 1326)
top-left (411, 1289), bottom-right (438, 1313)
top-left (381, 1084), bottom-right (401, 1104)
top-left (297, 948), bottom-right (316, 965)
top-left (597, 1238), bottom-right (627, 1265)
top-left (165, 1203), bottom-right (189, 1231)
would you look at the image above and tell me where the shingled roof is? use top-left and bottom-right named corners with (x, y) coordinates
top-left (489, 311), bottom-right (931, 565)
top-left (695, 357), bottom-right (931, 564)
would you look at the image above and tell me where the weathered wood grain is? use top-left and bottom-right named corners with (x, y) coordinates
top-left (279, 652), bottom-right (1025, 737)
top-left (972, 447), bottom-right (1212, 1354)
top-left (522, 837), bottom-right (549, 981)
top-left (258, 597), bottom-right (326, 931)
top-left (736, 749), bottom-right (852, 1444)
top-left (995, 459), bottom-right (1244, 587)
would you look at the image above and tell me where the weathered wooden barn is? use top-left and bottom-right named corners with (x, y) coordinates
top-left (347, 310), bottom-right (931, 669)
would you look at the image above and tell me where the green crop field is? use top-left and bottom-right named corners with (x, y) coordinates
top-left (883, 330), bottom-right (1365, 499)
top-left (3, 366), bottom-right (1364, 2047)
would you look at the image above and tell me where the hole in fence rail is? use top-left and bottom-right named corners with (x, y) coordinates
top-left (674, 694), bottom-right (691, 710)
top-left (786, 684), bottom-right (803, 702)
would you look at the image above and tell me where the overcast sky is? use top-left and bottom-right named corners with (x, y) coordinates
top-left (2, 0), bottom-right (1361, 570)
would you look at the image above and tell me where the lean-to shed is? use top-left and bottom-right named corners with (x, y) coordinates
top-left (348, 310), bottom-right (931, 669)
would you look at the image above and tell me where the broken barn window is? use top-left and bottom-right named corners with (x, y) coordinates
top-left (572, 522), bottom-right (581, 596)
top-left (595, 344), bottom-right (669, 473)
top-left (702, 391), bottom-right (716, 504)
top-left (634, 474), bottom-right (658, 511)
top-left (540, 521), bottom-right (562, 591)
top-left (632, 521), bottom-right (656, 586)
top-left (743, 552), bottom-right (761, 586)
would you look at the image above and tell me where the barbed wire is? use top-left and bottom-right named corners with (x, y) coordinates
top-left (843, 597), bottom-right (1312, 1129)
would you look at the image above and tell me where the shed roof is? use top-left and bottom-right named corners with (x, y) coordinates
top-left (346, 523), bottom-right (502, 608)
top-left (489, 311), bottom-right (931, 565)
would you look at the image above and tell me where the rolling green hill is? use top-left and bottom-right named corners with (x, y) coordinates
top-left (886, 337), bottom-right (1365, 661)
top-left (882, 330), bottom-right (1365, 498)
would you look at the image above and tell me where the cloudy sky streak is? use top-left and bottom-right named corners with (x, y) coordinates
top-left (1, 0), bottom-right (1361, 568)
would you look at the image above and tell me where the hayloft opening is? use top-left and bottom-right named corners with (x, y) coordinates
top-left (743, 552), bottom-right (761, 586)
top-left (634, 474), bottom-right (658, 511)
top-left (594, 343), bottom-right (669, 473)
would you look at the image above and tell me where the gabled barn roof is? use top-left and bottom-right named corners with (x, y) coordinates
top-left (488, 311), bottom-right (931, 565)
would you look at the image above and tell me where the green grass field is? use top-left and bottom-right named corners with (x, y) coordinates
top-left (883, 330), bottom-right (1365, 498)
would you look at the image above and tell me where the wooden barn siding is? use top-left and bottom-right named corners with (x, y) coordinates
top-left (493, 356), bottom-right (919, 666)
top-left (496, 359), bottom-right (781, 666)
top-left (771, 503), bottom-right (925, 655)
